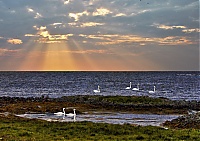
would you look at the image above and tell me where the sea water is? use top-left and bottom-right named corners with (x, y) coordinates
top-left (0, 71), bottom-right (199, 101)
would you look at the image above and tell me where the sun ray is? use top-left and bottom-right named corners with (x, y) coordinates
top-left (18, 39), bottom-right (45, 71)
top-left (41, 42), bottom-right (78, 71)
top-left (70, 39), bottom-right (98, 70)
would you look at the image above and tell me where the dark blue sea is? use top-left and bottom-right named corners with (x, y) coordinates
top-left (0, 71), bottom-right (199, 101)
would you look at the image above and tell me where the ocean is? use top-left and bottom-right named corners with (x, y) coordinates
top-left (0, 71), bottom-right (199, 101)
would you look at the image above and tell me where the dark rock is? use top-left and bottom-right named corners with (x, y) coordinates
top-left (163, 112), bottom-right (200, 129)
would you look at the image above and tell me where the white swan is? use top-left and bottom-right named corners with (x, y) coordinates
top-left (66, 109), bottom-right (76, 117)
top-left (148, 86), bottom-right (156, 94)
top-left (125, 82), bottom-right (132, 90)
top-left (132, 83), bottom-right (139, 91)
top-left (54, 108), bottom-right (65, 115)
top-left (93, 85), bottom-right (100, 93)
top-left (66, 109), bottom-right (76, 121)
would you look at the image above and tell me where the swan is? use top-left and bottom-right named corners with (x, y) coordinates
top-left (93, 85), bottom-right (100, 93)
top-left (148, 86), bottom-right (156, 94)
top-left (132, 83), bottom-right (139, 91)
top-left (125, 82), bottom-right (132, 90)
top-left (66, 109), bottom-right (76, 117)
top-left (66, 109), bottom-right (76, 121)
top-left (54, 108), bottom-right (65, 115)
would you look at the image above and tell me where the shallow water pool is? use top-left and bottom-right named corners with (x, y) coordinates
top-left (16, 112), bottom-right (180, 127)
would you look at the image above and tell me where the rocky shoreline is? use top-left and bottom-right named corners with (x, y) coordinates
top-left (163, 112), bottom-right (200, 129)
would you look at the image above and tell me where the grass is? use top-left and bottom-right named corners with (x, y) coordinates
top-left (0, 114), bottom-right (200, 141)
top-left (0, 96), bottom-right (200, 140)
top-left (60, 95), bottom-right (198, 114)
top-left (1, 95), bottom-right (199, 114)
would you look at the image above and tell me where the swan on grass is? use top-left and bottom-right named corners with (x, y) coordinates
top-left (125, 82), bottom-right (132, 90)
top-left (93, 85), bottom-right (100, 93)
top-left (148, 86), bottom-right (156, 94)
top-left (132, 83), bottom-right (139, 91)
top-left (54, 108), bottom-right (65, 115)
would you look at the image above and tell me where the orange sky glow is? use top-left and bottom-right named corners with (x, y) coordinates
top-left (0, 0), bottom-right (199, 71)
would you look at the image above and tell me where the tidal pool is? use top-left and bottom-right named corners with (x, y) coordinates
top-left (16, 112), bottom-right (180, 127)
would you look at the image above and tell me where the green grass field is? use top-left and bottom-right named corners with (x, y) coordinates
top-left (0, 96), bottom-right (200, 140)
top-left (0, 114), bottom-right (200, 141)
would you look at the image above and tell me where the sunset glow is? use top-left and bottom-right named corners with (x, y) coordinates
top-left (0, 0), bottom-right (199, 71)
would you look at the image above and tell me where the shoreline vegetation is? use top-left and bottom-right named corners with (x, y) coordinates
top-left (1, 95), bottom-right (199, 114)
top-left (0, 95), bottom-right (200, 140)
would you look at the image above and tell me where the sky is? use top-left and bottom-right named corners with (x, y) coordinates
top-left (0, 0), bottom-right (199, 71)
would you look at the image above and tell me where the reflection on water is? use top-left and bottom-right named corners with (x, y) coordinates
top-left (16, 112), bottom-right (180, 127)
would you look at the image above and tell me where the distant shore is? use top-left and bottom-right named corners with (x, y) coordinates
top-left (1, 95), bottom-right (199, 114)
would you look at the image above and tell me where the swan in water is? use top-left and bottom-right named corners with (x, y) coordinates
top-left (54, 108), bottom-right (65, 115)
top-left (125, 82), bottom-right (132, 90)
top-left (132, 83), bottom-right (139, 91)
top-left (66, 109), bottom-right (76, 121)
top-left (93, 85), bottom-right (100, 93)
top-left (148, 86), bottom-right (156, 94)
top-left (66, 109), bottom-right (76, 117)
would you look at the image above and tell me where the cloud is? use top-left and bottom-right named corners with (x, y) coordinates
top-left (36, 26), bottom-right (49, 37)
top-left (25, 26), bottom-right (74, 43)
top-left (158, 36), bottom-right (194, 45)
top-left (49, 23), bottom-right (66, 29)
top-left (81, 22), bottom-right (105, 27)
top-left (51, 23), bottom-right (63, 26)
top-left (114, 13), bottom-right (126, 17)
top-left (35, 12), bottom-right (42, 19)
top-left (27, 7), bottom-right (43, 19)
top-left (93, 8), bottom-right (112, 16)
top-left (88, 0), bottom-right (95, 6)
top-left (64, 49), bottom-right (108, 54)
top-left (24, 34), bottom-right (36, 37)
top-left (182, 28), bottom-right (200, 33)
top-left (39, 26), bottom-right (46, 30)
top-left (153, 24), bottom-right (200, 34)
top-left (27, 8), bottom-right (34, 13)
top-left (68, 22), bottom-right (105, 27)
top-left (68, 22), bottom-right (77, 27)
top-left (7, 39), bottom-right (23, 44)
top-left (79, 34), bottom-right (196, 46)
top-left (153, 23), bottom-right (186, 30)
top-left (69, 11), bottom-right (89, 21)
top-left (69, 13), bottom-right (79, 21)
top-left (40, 30), bottom-right (49, 38)
top-left (64, 0), bottom-right (73, 5)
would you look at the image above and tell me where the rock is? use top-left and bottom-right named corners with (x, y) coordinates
top-left (163, 112), bottom-right (200, 129)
